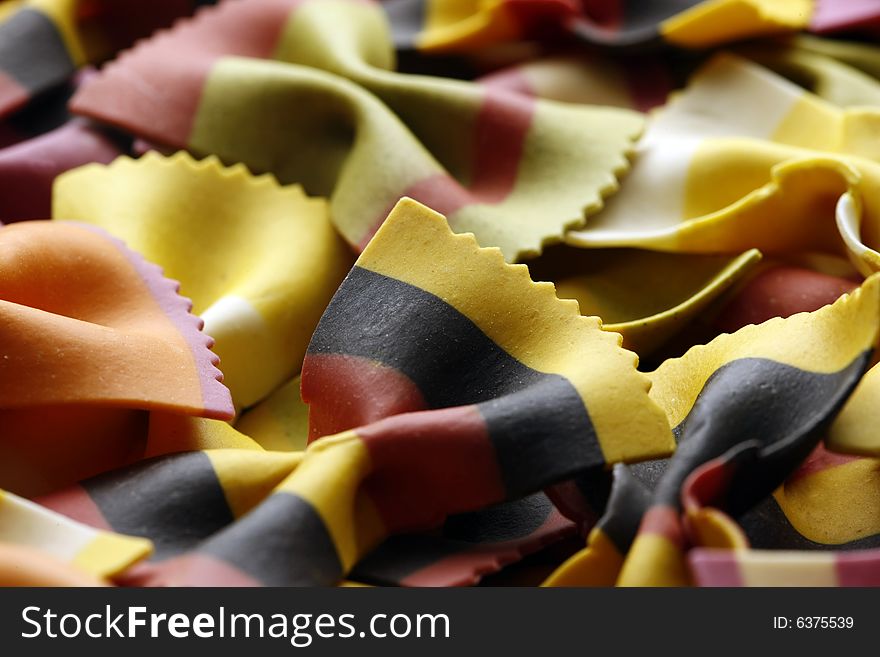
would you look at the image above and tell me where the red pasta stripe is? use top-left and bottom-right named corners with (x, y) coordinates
top-left (682, 457), bottom-right (736, 512)
top-left (638, 505), bottom-right (686, 548)
top-left (357, 406), bottom-right (508, 533)
top-left (302, 352), bottom-right (429, 443)
top-left (70, 0), bottom-right (301, 146)
top-left (357, 88), bottom-right (535, 249)
top-left (689, 550), bottom-right (746, 587)
top-left (34, 484), bottom-right (114, 532)
top-left (835, 552), bottom-right (880, 587)
top-left (785, 443), bottom-right (862, 483)
top-left (469, 89), bottom-right (535, 201)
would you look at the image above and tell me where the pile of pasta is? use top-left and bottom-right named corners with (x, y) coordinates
top-left (2, 0), bottom-right (880, 587)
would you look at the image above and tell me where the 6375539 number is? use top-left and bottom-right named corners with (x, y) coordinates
top-left (772, 617), bottom-right (853, 629)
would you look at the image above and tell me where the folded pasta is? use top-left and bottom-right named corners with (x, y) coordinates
top-left (70, 0), bottom-right (645, 261)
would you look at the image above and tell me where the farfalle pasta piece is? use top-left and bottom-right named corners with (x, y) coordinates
top-left (105, 197), bottom-right (672, 586)
top-left (70, 0), bottom-right (643, 261)
top-left (54, 152), bottom-right (353, 409)
top-left (0, 220), bottom-right (230, 415)
top-left (248, 0), bottom-right (641, 259)
top-left (0, 0), bottom-right (210, 119)
top-left (383, 0), bottom-right (811, 52)
top-left (0, 488), bottom-right (151, 581)
top-left (303, 198), bottom-right (673, 463)
top-left (0, 220), bottom-right (232, 495)
top-left (567, 54), bottom-right (880, 274)
top-left (663, 266), bottom-right (880, 553)
top-left (615, 275), bottom-right (880, 586)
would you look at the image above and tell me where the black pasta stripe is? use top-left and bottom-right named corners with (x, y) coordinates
top-left (82, 452), bottom-right (235, 561)
top-left (199, 492), bottom-right (343, 586)
top-left (630, 458), bottom-right (668, 490)
top-left (0, 9), bottom-right (75, 95)
top-left (443, 493), bottom-right (554, 543)
top-left (479, 383), bottom-right (604, 498)
top-left (569, 467), bottom-right (615, 519)
top-left (654, 353), bottom-right (871, 509)
top-left (596, 465), bottom-right (652, 554)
